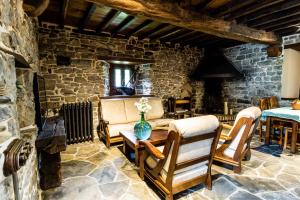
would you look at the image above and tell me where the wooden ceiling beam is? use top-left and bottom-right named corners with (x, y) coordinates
top-left (111, 15), bottom-right (135, 36)
top-left (160, 29), bottom-right (191, 43)
top-left (213, 0), bottom-right (257, 17)
top-left (203, 0), bottom-right (231, 11)
top-left (238, 1), bottom-right (300, 24)
top-left (87, 0), bottom-right (278, 44)
top-left (96, 9), bottom-right (120, 33)
top-left (249, 7), bottom-right (300, 28)
top-left (275, 27), bottom-right (299, 36)
top-left (226, 0), bottom-right (284, 20)
top-left (182, 34), bottom-right (210, 45)
top-left (168, 31), bottom-right (198, 43)
top-left (270, 23), bottom-right (300, 32)
top-left (260, 16), bottom-right (300, 31)
top-left (78, 3), bottom-right (97, 30)
top-left (125, 19), bottom-right (153, 37)
top-left (150, 27), bottom-right (181, 41)
top-left (60, 0), bottom-right (70, 28)
top-left (139, 23), bottom-right (169, 40)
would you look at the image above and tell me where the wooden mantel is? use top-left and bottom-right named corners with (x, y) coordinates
top-left (87, 0), bottom-right (278, 44)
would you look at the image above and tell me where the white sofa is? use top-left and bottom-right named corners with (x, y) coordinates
top-left (98, 96), bottom-right (174, 147)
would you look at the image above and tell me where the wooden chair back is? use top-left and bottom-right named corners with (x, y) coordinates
top-left (258, 98), bottom-right (269, 111)
top-left (268, 96), bottom-right (279, 109)
top-left (221, 107), bottom-right (261, 160)
top-left (148, 116), bottom-right (222, 191)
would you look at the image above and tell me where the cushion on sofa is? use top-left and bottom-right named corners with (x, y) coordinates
top-left (107, 124), bottom-right (133, 137)
top-left (124, 98), bottom-right (141, 122)
top-left (101, 99), bottom-right (127, 125)
top-left (145, 98), bottom-right (164, 120)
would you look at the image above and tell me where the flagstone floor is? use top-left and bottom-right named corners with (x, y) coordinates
top-left (42, 136), bottom-right (300, 200)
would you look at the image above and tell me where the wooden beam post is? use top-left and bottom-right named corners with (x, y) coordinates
top-left (125, 19), bottom-right (153, 37)
top-left (60, 0), bottom-right (70, 28)
top-left (96, 9), bottom-right (120, 33)
top-left (78, 3), bottom-right (97, 30)
top-left (87, 0), bottom-right (278, 44)
top-left (111, 16), bottom-right (135, 36)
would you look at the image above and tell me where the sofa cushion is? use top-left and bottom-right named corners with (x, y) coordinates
top-left (145, 97), bottom-right (164, 120)
top-left (107, 123), bottom-right (133, 137)
top-left (124, 98), bottom-right (141, 122)
top-left (101, 99), bottom-right (127, 125)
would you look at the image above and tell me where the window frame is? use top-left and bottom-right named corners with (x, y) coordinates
top-left (109, 64), bottom-right (135, 95)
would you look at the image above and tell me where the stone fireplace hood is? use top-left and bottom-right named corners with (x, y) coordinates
top-left (191, 48), bottom-right (244, 79)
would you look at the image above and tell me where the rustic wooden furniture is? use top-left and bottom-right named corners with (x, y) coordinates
top-left (120, 129), bottom-right (169, 166)
top-left (98, 96), bottom-right (174, 148)
top-left (167, 98), bottom-right (193, 119)
top-left (265, 117), bottom-right (299, 154)
top-left (35, 116), bottom-right (66, 190)
top-left (258, 96), bottom-right (283, 142)
top-left (139, 116), bottom-right (221, 200)
top-left (282, 127), bottom-right (300, 150)
top-left (214, 107), bottom-right (261, 173)
top-left (262, 107), bottom-right (300, 153)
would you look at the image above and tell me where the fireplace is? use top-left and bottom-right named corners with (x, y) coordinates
top-left (190, 48), bottom-right (244, 113)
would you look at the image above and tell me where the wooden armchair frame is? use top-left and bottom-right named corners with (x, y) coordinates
top-left (139, 126), bottom-right (222, 200)
top-left (214, 116), bottom-right (260, 173)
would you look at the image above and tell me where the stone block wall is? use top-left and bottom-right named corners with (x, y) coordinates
top-left (0, 0), bottom-right (39, 200)
top-left (38, 23), bottom-right (202, 133)
top-left (222, 34), bottom-right (300, 111)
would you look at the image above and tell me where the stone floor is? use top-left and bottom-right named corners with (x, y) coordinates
top-left (42, 135), bottom-right (300, 200)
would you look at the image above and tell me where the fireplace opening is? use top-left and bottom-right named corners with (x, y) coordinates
top-left (202, 79), bottom-right (224, 114)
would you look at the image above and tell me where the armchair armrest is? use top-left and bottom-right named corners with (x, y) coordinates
top-left (99, 119), bottom-right (109, 125)
top-left (222, 123), bottom-right (233, 130)
top-left (139, 141), bottom-right (165, 160)
top-left (219, 134), bottom-right (232, 141)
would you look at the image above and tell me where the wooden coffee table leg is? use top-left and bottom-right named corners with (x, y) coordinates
top-left (291, 122), bottom-right (298, 154)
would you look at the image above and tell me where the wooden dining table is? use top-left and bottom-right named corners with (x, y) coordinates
top-left (261, 107), bottom-right (300, 154)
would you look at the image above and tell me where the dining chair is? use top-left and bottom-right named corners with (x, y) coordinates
top-left (258, 96), bottom-right (284, 143)
top-left (139, 116), bottom-right (221, 200)
top-left (214, 107), bottom-right (261, 173)
top-left (258, 98), bottom-right (269, 141)
top-left (282, 127), bottom-right (300, 149)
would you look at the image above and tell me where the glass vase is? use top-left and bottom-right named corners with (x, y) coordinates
top-left (134, 112), bottom-right (152, 140)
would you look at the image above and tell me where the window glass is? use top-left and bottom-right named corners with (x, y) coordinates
top-left (124, 69), bottom-right (131, 86)
top-left (115, 69), bottom-right (121, 87)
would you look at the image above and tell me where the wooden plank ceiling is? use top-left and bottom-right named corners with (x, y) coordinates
top-left (25, 0), bottom-right (300, 48)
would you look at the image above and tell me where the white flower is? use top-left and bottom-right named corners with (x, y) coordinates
top-left (135, 97), bottom-right (152, 113)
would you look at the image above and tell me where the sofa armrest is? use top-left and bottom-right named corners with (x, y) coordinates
top-left (99, 119), bottom-right (109, 125)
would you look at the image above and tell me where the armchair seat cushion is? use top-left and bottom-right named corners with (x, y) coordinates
top-left (107, 124), bottom-right (133, 137)
top-left (162, 164), bottom-right (208, 185)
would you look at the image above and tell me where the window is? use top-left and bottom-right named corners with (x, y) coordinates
top-left (109, 65), bottom-right (134, 95)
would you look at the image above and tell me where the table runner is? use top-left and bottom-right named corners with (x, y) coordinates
top-left (261, 107), bottom-right (300, 123)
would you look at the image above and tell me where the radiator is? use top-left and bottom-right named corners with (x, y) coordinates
top-left (61, 101), bottom-right (93, 144)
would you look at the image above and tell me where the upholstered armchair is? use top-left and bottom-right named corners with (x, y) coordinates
top-left (214, 107), bottom-right (261, 173)
top-left (139, 116), bottom-right (221, 200)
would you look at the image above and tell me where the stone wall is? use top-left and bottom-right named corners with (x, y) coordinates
top-left (38, 23), bottom-right (202, 133)
top-left (0, 0), bottom-right (39, 200)
top-left (222, 34), bottom-right (300, 111)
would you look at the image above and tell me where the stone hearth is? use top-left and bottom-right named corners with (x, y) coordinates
top-left (42, 136), bottom-right (300, 200)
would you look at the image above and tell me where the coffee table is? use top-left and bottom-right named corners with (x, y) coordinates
top-left (120, 130), bottom-right (169, 166)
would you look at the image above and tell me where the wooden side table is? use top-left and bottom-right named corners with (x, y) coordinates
top-left (120, 130), bottom-right (169, 166)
